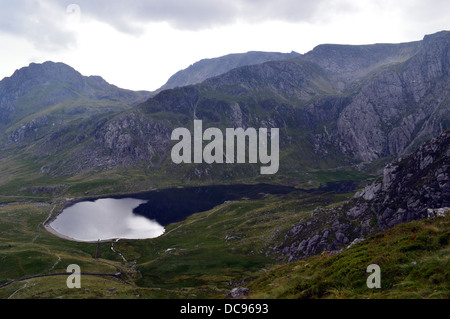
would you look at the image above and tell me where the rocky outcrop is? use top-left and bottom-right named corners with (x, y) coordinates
top-left (7, 116), bottom-right (50, 142)
top-left (226, 287), bottom-right (250, 299)
top-left (92, 111), bottom-right (172, 168)
top-left (276, 129), bottom-right (450, 261)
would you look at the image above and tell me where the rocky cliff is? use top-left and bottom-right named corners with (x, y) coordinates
top-left (60, 31), bottom-right (449, 178)
top-left (277, 129), bottom-right (450, 261)
top-left (1, 32), bottom-right (449, 185)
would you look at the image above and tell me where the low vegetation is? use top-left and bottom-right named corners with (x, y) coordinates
top-left (247, 213), bottom-right (449, 299)
top-left (0, 187), bottom-right (448, 299)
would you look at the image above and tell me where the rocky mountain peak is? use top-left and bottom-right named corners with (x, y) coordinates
top-left (0, 61), bottom-right (151, 139)
top-left (2, 61), bottom-right (85, 91)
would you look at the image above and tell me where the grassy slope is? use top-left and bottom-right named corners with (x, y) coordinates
top-left (1, 188), bottom-right (448, 299)
top-left (246, 213), bottom-right (449, 299)
top-left (0, 190), bottom-right (352, 299)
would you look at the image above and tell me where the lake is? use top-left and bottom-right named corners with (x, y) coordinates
top-left (47, 198), bottom-right (165, 242)
top-left (46, 182), bottom-right (358, 242)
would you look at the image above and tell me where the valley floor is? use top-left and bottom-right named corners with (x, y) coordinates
top-left (0, 188), bottom-right (448, 299)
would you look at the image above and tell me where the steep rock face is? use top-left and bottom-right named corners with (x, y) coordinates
top-left (92, 111), bottom-right (172, 168)
top-left (159, 51), bottom-right (301, 91)
top-left (333, 32), bottom-right (450, 161)
top-left (36, 110), bottom-right (173, 176)
top-left (277, 130), bottom-right (450, 261)
top-left (41, 32), bottom-right (449, 177)
top-left (3, 32), bottom-right (449, 181)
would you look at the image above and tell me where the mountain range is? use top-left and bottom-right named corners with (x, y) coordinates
top-left (0, 31), bottom-right (449, 194)
top-left (0, 31), bottom-right (449, 300)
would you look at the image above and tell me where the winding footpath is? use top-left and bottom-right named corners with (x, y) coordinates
top-left (0, 270), bottom-right (121, 289)
top-left (1, 204), bottom-right (124, 292)
top-left (0, 257), bottom-right (123, 290)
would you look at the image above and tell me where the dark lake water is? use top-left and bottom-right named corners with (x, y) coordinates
top-left (47, 182), bottom-right (358, 242)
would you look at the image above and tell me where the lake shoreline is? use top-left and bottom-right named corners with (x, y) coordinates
top-left (43, 181), bottom-right (359, 243)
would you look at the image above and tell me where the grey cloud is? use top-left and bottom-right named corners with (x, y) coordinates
top-left (0, 0), bottom-right (76, 50)
top-left (1, 0), bottom-right (448, 51)
top-left (51, 0), bottom-right (335, 32)
top-left (0, 0), bottom-right (336, 50)
top-left (402, 0), bottom-right (450, 21)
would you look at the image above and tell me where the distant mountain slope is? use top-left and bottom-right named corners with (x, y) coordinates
top-left (277, 129), bottom-right (450, 261)
top-left (158, 51), bottom-right (301, 91)
top-left (0, 61), bottom-right (151, 143)
top-left (53, 31), bottom-right (448, 179)
top-left (303, 40), bottom-right (422, 83)
top-left (0, 31), bottom-right (449, 191)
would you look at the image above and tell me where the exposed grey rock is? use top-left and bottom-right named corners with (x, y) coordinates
top-left (159, 51), bottom-right (301, 91)
top-left (225, 235), bottom-right (241, 242)
top-left (226, 287), bottom-right (250, 299)
top-left (427, 207), bottom-right (449, 219)
top-left (276, 130), bottom-right (450, 261)
top-left (67, 31), bottom-right (449, 177)
top-left (382, 164), bottom-right (398, 191)
top-left (7, 116), bottom-right (49, 142)
top-left (354, 182), bottom-right (381, 201)
top-left (347, 238), bottom-right (364, 249)
top-left (1, 32), bottom-right (449, 185)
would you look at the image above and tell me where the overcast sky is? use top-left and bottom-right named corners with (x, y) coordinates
top-left (0, 0), bottom-right (449, 91)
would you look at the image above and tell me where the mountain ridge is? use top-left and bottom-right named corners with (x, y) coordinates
top-left (0, 32), bottom-right (449, 300)
top-left (89, 31), bottom-right (448, 176)
top-left (0, 31), bottom-right (448, 192)
top-left (0, 61), bottom-right (152, 145)
top-left (158, 51), bottom-right (301, 91)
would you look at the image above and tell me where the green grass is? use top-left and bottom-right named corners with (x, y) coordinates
top-left (0, 187), bottom-right (448, 299)
top-left (246, 214), bottom-right (450, 299)
top-left (0, 146), bottom-right (446, 300)
top-left (0, 187), bottom-right (353, 299)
